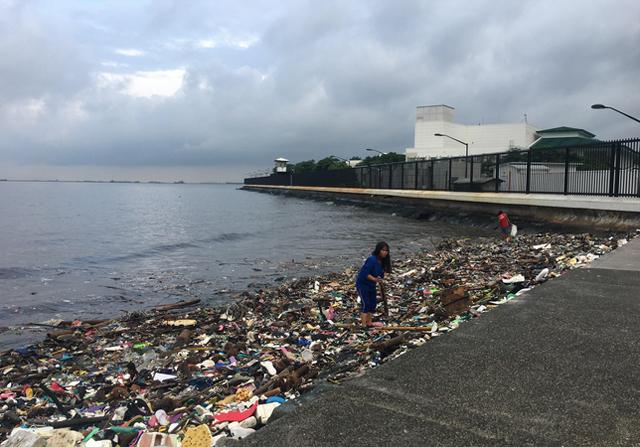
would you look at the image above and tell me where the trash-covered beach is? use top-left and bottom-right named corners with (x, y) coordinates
top-left (0, 232), bottom-right (634, 446)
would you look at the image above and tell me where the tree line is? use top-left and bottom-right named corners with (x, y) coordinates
top-left (283, 152), bottom-right (406, 173)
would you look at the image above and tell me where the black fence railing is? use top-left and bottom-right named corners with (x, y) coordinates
top-left (245, 138), bottom-right (640, 197)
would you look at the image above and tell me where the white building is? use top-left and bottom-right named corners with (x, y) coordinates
top-left (406, 104), bottom-right (539, 159)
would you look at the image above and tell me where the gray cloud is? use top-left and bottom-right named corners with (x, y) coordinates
top-left (0, 0), bottom-right (639, 182)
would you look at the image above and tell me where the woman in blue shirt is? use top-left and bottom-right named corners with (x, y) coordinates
top-left (356, 241), bottom-right (391, 327)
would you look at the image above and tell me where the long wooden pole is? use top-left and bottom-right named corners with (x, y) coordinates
top-left (379, 281), bottom-right (389, 317)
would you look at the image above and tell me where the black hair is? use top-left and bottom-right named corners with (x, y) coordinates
top-left (497, 210), bottom-right (503, 215)
top-left (373, 241), bottom-right (392, 273)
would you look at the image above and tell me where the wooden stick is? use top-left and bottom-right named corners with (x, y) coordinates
top-left (153, 299), bottom-right (201, 312)
top-left (333, 323), bottom-right (432, 332)
top-left (30, 416), bottom-right (107, 429)
top-left (379, 282), bottom-right (389, 317)
top-left (374, 326), bottom-right (433, 332)
top-left (370, 334), bottom-right (408, 352)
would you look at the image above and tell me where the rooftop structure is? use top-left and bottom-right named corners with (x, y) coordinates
top-left (530, 127), bottom-right (599, 149)
top-left (406, 104), bottom-right (538, 159)
top-left (274, 157), bottom-right (289, 174)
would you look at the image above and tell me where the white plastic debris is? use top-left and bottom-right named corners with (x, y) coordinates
top-left (260, 361), bottom-right (277, 376)
top-left (502, 274), bottom-right (525, 284)
top-left (534, 268), bottom-right (549, 283)
top-left (255, 402), bottom-right (280, 425)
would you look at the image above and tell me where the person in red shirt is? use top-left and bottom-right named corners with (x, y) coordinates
top-left (497, 210), bottom-right (511, 241)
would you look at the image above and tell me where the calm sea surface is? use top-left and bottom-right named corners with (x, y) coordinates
top-left (0, 182), bottom-right (490, 348)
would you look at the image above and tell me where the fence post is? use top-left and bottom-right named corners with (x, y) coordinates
top-left (608, 143), bottom-right (616, 196)
top-left (563, 147), bottom-right (570, 195)
top-left (430, 159), bottom-right (435, 189)
top-left (400, 164), bottom-right (404, 189)
top-left (388, 165), bottom-right (392, 189)
top-left (414, 162), bottom-right (419, 189)
top-left (614, 141), bottom-right (621, 197)
top-left (368, 166), bottom-right (373, 188)
top-left (469, 156), bottom-right (474, 187)
top-left (448, 158), bottom-right (452, 190)
top-left (526, 149), bottom-right (532, 194)
top-left (495, 154), bottom-right (500, 192)
top-left (636, 143), bottom-right (640, 198)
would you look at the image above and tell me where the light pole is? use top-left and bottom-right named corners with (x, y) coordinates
top-left (365, 148), bottom-right (387, 156)
top-left (591, 104), bottom-right (640, 124)
top-left (434, 133), bottom-right (469, 177)
top-left (329, 155), bottom-right (350, 168)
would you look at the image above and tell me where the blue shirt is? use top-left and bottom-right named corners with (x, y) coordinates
top-left (356, 255), bottom-right (384, 291)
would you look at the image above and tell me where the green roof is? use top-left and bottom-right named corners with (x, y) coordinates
top-left (530, 136), bottom-right (601, 150)
top-left (536, 127), bottom-right (596, 138)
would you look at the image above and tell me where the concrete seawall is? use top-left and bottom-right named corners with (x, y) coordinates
top-left (242, 185), bottom-right (640, 231)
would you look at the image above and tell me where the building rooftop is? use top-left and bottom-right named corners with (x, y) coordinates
top-left (530, 137), bottom-right (601, 149)
top-left (536, 127), bottom-right (596, 138)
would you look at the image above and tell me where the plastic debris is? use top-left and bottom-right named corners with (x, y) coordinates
top-left (0, 232), bottom-right (634, 444)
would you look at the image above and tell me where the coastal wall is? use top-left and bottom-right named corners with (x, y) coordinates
top-left (242, 185), bottom-right (640, 231)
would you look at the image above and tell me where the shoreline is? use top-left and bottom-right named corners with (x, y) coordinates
top-left (0, 231), bottom-right (634, 444)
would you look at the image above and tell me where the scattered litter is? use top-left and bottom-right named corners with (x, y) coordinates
top-left (0, 232), bottom-right (632, 444)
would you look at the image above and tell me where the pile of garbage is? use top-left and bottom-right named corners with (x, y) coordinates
top-left (0, 232), bottom-right (633, 446)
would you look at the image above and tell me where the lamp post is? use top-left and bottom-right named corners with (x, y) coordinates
top-left (365, 148), bottom-right (387, 156)
top-left (434, 133), bottom-right (469, 177)
top-left (329, 155), bottom-right (350, 169)
top-left (591, 104), bottom-right (640, 124)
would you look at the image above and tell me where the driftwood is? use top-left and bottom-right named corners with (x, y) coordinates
top-left (254, 366), bottom-right (293, 395)
top-left (46, 329), bottom-right (77, 340)
top-left (370, 334), bottom-right (408, 352)
top-left (46, 318), bottom-right (114, 340)
top-left (30, 416), bottom-right (108, 429)
top-left (440, 286), bottom-right (470, 316)
top-left (379, 282), bottom-right (389, 317)
top-left (153, 299), bottom-right (201, 312)
top-left (334, 323), bottom-right (432, 332)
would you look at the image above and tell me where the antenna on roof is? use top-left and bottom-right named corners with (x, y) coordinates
top-left (523, 113), bottom-right (528, 123)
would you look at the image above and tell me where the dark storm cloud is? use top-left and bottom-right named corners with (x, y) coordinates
top-left (0, 0), bottom-right (639, 180)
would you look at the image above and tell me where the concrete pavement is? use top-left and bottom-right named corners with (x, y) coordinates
top-left (241, 236), bottom-right (640, 446)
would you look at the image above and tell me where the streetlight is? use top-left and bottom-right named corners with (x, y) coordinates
top-left (329, 155), bottom-right (350, 168)
top-left (434, 133), bottom-right (469, 177)
top-left (591, 104), bottom-right (640, 124)
top-left (365, 148), bottom-right (387, 156)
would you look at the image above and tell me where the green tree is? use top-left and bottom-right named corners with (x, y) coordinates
top-left (316, 157), bottom-right (348, 171)
top-left (293, 160), bottom-right (317, 173)
top-left (358, 152), bottom-right (406, 166)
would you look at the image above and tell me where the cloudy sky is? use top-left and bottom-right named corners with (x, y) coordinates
top-left (1, 0), bottom-right (639, 182)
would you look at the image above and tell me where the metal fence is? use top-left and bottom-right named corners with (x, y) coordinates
top-left (245, 138), bottom-right (640, 197)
